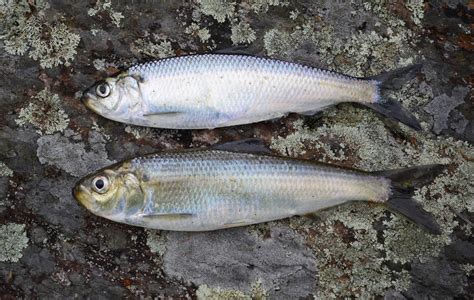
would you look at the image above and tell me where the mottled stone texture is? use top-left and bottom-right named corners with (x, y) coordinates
top-left (0, 0), bottom-right (472, 298)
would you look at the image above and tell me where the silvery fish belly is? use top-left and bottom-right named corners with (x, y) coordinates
top-left (82, 54), bottom-right (382, 129)
top-left (73, 150), bottom-right (393, 231)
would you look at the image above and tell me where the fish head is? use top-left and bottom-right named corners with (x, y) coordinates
top-left (82, 72), bottom-right (143, 123)
top-left (73, 162), bottom-right (145, 222)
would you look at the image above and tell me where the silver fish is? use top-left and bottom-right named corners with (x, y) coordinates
top-left (82, 54), bottom-right (420, 129)
top-left (73, 149), bottom-right (441, 233)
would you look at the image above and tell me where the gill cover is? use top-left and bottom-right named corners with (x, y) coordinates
top-left (83, 73), bottom-right (143, 120)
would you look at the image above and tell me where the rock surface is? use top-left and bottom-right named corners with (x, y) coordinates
top-left (0, 0), bottom-right (472, 298)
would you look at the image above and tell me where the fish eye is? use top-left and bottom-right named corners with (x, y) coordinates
top-left (96, 83), bottom-right (110, 98)
top-left (92, 176), bottom-right (109, 194)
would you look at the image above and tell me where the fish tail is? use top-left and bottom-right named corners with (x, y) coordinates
top-left (374, 164), bottom-right (446, 234)
top-left (364, 64), bottom-right (422, 130)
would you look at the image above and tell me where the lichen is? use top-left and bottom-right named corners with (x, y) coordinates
top-left (250, 278), bottom-right (268, 300)
top-left (131, 35), bottom-right (175, 59)
top-left (196, 0), bottom-right (235, 23)
top-left (0, 162), bottom-right (13, 177)
top-left (261, 1), bottom-right (418, 77)
top-left (289, 9), bottom-right (299, 20)
top-left (124, 125), bottom-right (152, 140)
top-left (196, 284), bottom-right (248, 300)
top-left (92, 58), bottom-right (107, 71)
top-left (278, 93), bottom-right (472, 297)
top-left (88, 0), bottom-right (124, 28)
top-left (461, 264), bottom-right (474, 276)
top-left (248, 0), bottom-right (289, 13)
top-left (16, 88), bottom-right (69, 135)
top-left (0, 223), bottom-right (29, 262)
top-left (146, 230), bottom-right (167, 258)
top-left (196, 279), bottom-right (268, 300)
top-left (263, 29), bottom-right (292, 57)
top-left (185, 22), bottom-right (214, 44)
top-left (406, 0), bottom-right (425, 26)
top-left (0, 1), bottom-right (80, 68)
top-left (231, 21), bottom-right (256, 45)
top-left (28, 23), bottom-right (81, 69)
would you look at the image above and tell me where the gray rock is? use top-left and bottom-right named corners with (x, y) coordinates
top-left (405, 258), bottom-right (466, 299)
top-left (424, 86), bottom-right (470, 134)
top-left (163, 225), bottom-right (317, 298)
top-left (36, 130), bottom-right (114, 178)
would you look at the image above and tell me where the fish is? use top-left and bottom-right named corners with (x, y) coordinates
top-left (73, 146), bottom-right (442, 233)
top-left (82, 54), bottom-right (421, 130)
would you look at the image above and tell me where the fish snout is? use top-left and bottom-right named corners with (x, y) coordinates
top-left (81, 93), bottom-right (96, 110)
top-left (73, 184), bottom-right (94, 210)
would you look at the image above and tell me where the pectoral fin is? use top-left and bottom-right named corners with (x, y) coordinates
top-left (222, 219), bottom-right (256, 228)
top-left (143, 111), bottom-right (184, 120)
top-left (138, 212), bottom-right (194, 220)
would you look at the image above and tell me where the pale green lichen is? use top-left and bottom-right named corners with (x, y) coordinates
top-left (146, 230), bottom-right (167, 257)
top-left (263, 29), bottom-right (292, 57)
top-left (461, 264), bottom-right (474, 276)
top-left (0, 223), bottom-right (29, 262)
top-left (88, 0), bottom-right (124, 27)
top-left (407, 0), bottom-right (425, 26)
top-left (196, 0), bottom-right (235, 23)
top-left (248, 0), bottom-right (289, 13)
top-left (289, 9), bottom-right (299, 20)
top-left (0, 162), bottom-right (13, 177)
top-left (196, 285), bottom-right (248, 300)
top-left (279, 93), bottom-right (472, 297)
top-left (250, 278), bottom-right (267, 300)
top-left (196, 279), bottom-right (267, 300)
top-left (124, 125), bottom-right (152, 140)
top-left (262, 1), bottom-right (418, 77)
top-left (91, 121), bottom-right (111, 141)
top-left (131, 36), bottom-right (175, 59)
top-left (231, 21), bottom-right (256, 45)
top-left (16, 88), bottom-right (69, 135)
top-left (28, 23), bottom-right (81, 69)
top-left (0, 1), bottom-right (80, 68)
top-left (293, 208), bottom-right (412, 298)
top-left (92, 58), bottom-right (107, 71)
top-left (185, 23), bottom-right (213, 43)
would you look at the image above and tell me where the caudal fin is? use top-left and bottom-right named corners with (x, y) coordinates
top-left (365, 64), bottom-right (422, 130)
top-left (375, 164), bottom-right (446, 234)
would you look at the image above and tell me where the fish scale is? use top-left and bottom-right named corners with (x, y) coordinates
top-left (119, 150), bottom-right (390, 231)
top-left (121, 54), bottom-right (379, 129)
top-left (75, 149), bottom-right (442, 233)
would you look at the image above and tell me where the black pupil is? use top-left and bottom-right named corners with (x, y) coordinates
top-left (95, 179), bottom-right (105, 190)
top-left (99, 84), bottom-right (107, 95)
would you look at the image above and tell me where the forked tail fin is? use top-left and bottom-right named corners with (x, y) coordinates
top-left (365, 64), bottom-right (423, 130)
top-left (374, 164), bottom-right (446, 234)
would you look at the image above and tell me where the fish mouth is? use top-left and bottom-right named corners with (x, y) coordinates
top-left (82, 94), bottom-right (98, 112)
top-left (73, 184), bottom-right (94, 211)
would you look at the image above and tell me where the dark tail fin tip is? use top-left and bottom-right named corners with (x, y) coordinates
top-left (386, 197), bottom-right (441, 235)
top-left (366, 64), bottom-right (423, 130)
top-left (377, 164), bottom-right (447, 235)
top-left (367, 99), bottom-right (422, 130)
